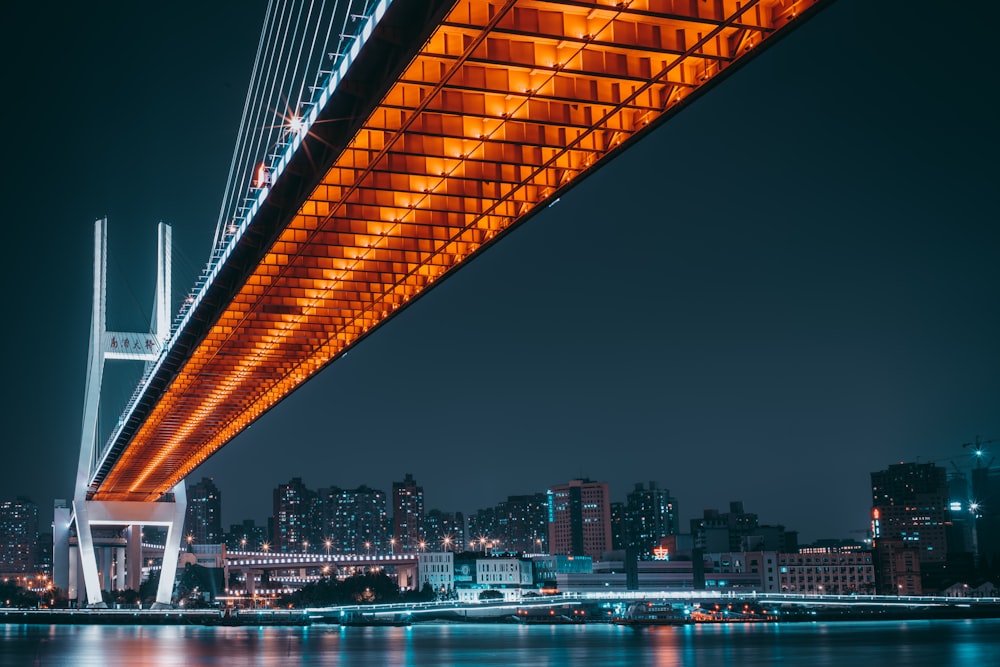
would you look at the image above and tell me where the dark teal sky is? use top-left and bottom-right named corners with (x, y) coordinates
top-left (2, 0), bottom-right (997, 543)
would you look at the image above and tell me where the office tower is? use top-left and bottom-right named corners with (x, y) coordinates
top-left (547, 478), bottom-right (612, 560)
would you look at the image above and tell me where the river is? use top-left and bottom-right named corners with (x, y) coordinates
top-left (3, 618), bottom-right (999, 666)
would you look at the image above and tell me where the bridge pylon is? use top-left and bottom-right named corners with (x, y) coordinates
top-left (63, 217), bottom-right (187, 608)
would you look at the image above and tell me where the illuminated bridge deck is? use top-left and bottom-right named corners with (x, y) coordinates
top-left (92, 0), bottom-right (828, 501)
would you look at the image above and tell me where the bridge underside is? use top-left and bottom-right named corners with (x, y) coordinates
top-left (94, 0), bottom-right (824, 501)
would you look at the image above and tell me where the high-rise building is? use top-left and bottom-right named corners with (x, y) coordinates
top-left (970, 463), bottom-right (1000, 570)
top-left (470, 495), bottom-right (546, 554)
top-left (691, 501), bottom-right (760, 552)
top-left (273, 477), bottom-right (316, 553)
top-left (501, 494), bottom-right (548, 554)
top-left (392, 473), bottom-right (425, 553)
top-left (320, 485), bottom-right (388, 555)
top-left (425, 509), bottom-right (465, 553)
top-left (744, 524), bottom-right (799, 553)
top-left (946, 469), bottom-right (974, 556)
top-left (610, 502), bottom-right (626, 551)
top-left (468, 506), bottom-right (498, 552)
top-left (0, 497), bottom-right (39, 575)
top-left (624, 481), bottom-right (678, 558)
top-left (547, 478), bottom-right (612, 560)
top-left (226, 519), bottom-right (269, 552)
top-left (871, 462), bottom-right (949, 565)
top-left (184, 477), bottom-right (223, 546)
top-left (871, 462), bottom-right (952, 594)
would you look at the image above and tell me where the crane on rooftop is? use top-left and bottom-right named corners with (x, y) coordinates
top-left (962, 435), bottom-right (996, 469)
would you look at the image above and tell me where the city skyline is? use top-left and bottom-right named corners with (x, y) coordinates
top-left (8, 455), bottom-right (992, 568)
top-left (2, 0), bottom-right (998, 546)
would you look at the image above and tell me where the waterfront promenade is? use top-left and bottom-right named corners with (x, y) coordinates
top-left (4, 592), bottom-right (1000, 626)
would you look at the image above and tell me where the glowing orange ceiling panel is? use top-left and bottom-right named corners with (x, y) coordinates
top-left (94, 0), bottom-right (826, 501)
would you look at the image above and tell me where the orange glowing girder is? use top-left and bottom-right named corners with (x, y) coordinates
top-left (94, 0), bottom-right (824, 501)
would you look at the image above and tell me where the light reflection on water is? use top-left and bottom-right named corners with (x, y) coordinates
top-left (2, 619), bottom-right (999, 666)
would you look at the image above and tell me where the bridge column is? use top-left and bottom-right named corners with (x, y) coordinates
top-left (115, 546), bottom-right (127, 591)
top-left (73, 502), bottom-right (107, 607)
top-left (72, 486), bottom-right (186, 608)
top-left (152, 481), bottom-right (187, 609)
top-left (246, 569), bottom-right (258, 600)
top-left (126, 525), bottom-right (142, 591)
top-left (100, 547), bottom-right (113, 593)
top-left (52, 502), bottom-right (71, 594)
top-left (68, 544), bottom-right (79, 603)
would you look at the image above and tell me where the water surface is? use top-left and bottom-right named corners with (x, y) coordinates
top-left (3, 619), bottom-right (998, 666)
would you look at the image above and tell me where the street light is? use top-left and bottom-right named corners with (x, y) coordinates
top-left (390, 537), bottom-right (397, 555)
top-left (365, 541), bottom-right (371, 557)
top-left (302, 540), bottom-right (309, 554)
top-left (262, 542), bottom-right (271, 553)
top-left (442, 535), bottom-right (452, 552)
top-left (418, 540), bottom-right (426, 553)
top-left (324, 539), bottom-right (332, 558)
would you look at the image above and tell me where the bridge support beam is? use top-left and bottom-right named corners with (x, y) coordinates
top-left (73, 485), bottom-right (186, 608)
top-left (153, 483), bottom-right (187, 609)
top-left (126, 525), bottom-right (142, 592)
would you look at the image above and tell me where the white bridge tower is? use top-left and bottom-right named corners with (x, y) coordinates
top-left (58, 218), bottom-right (187, 608)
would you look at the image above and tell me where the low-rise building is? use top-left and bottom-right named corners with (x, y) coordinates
top-left (530, 554), bottom-right (592, 589)
top-left (417, 551), bottom-right (454, 596)
top-left (778, 548), bottom-right (875, 594)
top-left (703, 551), bottom-right (779, 593)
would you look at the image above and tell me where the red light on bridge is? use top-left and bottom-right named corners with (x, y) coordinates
top-left (254, 163), bottom-right (270, 188)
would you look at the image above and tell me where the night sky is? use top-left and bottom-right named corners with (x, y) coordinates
top-left (3, 1), bottom-right (997, 544)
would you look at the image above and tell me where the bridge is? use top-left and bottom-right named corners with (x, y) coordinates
top-left (59, 0), bottom-right (831, 607)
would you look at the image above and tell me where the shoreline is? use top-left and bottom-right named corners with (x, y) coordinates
top-left (4, 603), bottom-right (1000, 627)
